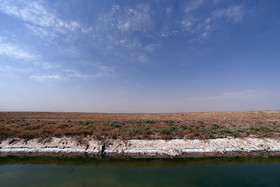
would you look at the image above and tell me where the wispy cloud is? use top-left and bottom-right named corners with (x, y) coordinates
top-left (0, 66), bottom-right (29, 73)
top-left (89, 4), bottom-right (155, 63)
top-left (0, 0), bottom-right (80, 33)
top-left (29, 63), bottom-right (114, 81)
top-left (0, 0), bottom-right (84, 60)
top-left (93, 64), bottom-right (115, 77)
top-left (186, 90), bottom-right (259, 102)
top-left (185, 0), bottom-right (204, 12)
top-left (212, 5), bottom-right (245, 22)
top-left (29, 74), bottom-right (65, 81)
top-left (0, 42), bottom-right (36, 59)
top-left (181, 4), bottom-right (246, 41)
top-left (99, 4), bottom-right (153, 33)
top-left (184, 90), bottom-right (271, 112)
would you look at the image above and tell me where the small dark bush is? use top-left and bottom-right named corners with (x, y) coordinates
top-left (143, 120), bottom-right (155, 124)
top-left (165, 120), bottom-right (175, 126)
top-left (111, 121), bottom-right (122, 128)
top-left (180, 124), bottom-right (189, 130)
top-left (198, 121), bottom-right (204, 125)
top-left (169, 126), bottom-right (177, 132)
top-left (210, 123), bottom-right (220, 130)
top-left (161, 128), bottom-right (171, 135)
top-left (250, 126), bottom-right (260, 131)
top-left (133, 127), bottom-right (144, 134)
top-left (259, 125), bottom-right (270, 131)
top-left (216, 126), bottom-right (233, 133)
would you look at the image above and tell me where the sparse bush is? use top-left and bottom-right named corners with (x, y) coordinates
top-left (161, 128), bottom-right (171, 135)
top-left (210, 123), bottom-right (220, 130)
top-left (194, 126), bottom-right (200, 131)
top-left (151, 128), bottom-right (159, 133)
top-left (103, 122), bottom-right (110, 127)
top-left (145, 129), bottom-right (153, 135)
top-left (165, 120), bottom-right (175, 126)
top-left (133, 127), bottom-right (144, 134)
top-left (169, 126), bottom-right (177, 132)
top-left (235, 128), bottom-right (247, 133)
top-left (250, 126), bottom-right (260, 131)
top-left (216, 126), bottom-right (233, 133)
top-left (143, 120), bottom-right (155, 124)
top-left (111, 121), bottom-right (122, 128)
top-left (259, 125), bottom-right (270, 131)
top-left (59, 124), bottom-right (69, 128)
top-left (180, 124), bottom-right (188, 130)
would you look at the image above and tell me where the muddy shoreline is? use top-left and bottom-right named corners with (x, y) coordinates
top-left (1, 137), bottom-right (280, 158)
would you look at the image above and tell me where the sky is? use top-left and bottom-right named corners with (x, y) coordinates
top-left (0, 0), bottom-right (280, 113)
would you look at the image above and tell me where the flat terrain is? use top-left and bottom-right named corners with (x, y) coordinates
top-left (0, 111), bottom-right (280, 140)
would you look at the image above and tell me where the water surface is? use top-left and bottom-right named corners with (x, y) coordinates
top-left (0, 157), bottom-right (280, 187)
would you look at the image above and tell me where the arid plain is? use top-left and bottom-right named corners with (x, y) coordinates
top-left (1, 111), bottom-right (280, 141)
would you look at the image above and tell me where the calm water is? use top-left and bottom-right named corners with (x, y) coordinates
top-left (0, 157), bottom-right (280, 187)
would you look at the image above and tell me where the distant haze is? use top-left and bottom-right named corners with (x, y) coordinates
top-left (0, 0), bottom-right (279, 113)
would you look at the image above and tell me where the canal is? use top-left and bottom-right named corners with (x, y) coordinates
top-left (0, 157), bottom-right (280, 186)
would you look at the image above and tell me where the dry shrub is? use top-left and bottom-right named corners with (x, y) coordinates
top-left (0, 111), bottom-right (280, 140)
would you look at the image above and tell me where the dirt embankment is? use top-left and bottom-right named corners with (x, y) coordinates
top-left (1, 137), bottom-right (280, 158)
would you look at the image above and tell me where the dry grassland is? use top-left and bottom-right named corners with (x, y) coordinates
top-left (0, 111), bottom-right (280, 141)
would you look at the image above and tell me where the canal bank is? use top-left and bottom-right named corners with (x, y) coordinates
top-left (1, 137), bottom-right (280, 158)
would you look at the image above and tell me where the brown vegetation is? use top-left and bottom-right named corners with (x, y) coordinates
top-left (0, 111), bottom-right (280, 140)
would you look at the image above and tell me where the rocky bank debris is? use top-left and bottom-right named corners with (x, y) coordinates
top-left (1, 137), bottom-right (280, 158)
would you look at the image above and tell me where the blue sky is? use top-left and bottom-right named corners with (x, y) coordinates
top-left (0, 0), bottom-right (279, 112)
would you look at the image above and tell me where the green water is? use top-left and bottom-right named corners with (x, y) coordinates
top-left (0, 157), bottom-right (280, 187)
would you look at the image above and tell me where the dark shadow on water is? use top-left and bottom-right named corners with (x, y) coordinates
top-left (1, 155), bottom-right (280, 167)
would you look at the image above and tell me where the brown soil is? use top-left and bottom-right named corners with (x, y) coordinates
top-left (0, 111), bottom-right (280, 140)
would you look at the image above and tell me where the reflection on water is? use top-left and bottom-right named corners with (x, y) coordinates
top-left (0, 156), bottom-right (280, 187)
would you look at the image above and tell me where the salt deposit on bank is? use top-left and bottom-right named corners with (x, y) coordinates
top-left (1, 137), bottom-right (280, 158)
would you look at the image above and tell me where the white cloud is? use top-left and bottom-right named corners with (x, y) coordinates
top-left (0, 66), bottom-right (29, 73)
top-left (0, 42), bottom-right (35, 59)
top-left (70, 73), bottom-right (90, 79)
top-left (166, 7), bottom-right (172, 16)
top-left (24, 24), bottom-right (56, 39)
top-left (30, 74), bottom-right (65, 81)
top-left (89, 4), bottom-right (156, 63)
top-left (81, 27), bottom-right (93, 33)
top-left (182, 17), bottom-right (199, 33)
top-left (185, 0), bottom-right (204, 12)
top-left (29, 64), bottom-right (115, 81)
top-left (138, 55), bottom-right (147, 63)
top-left (98, 4), bottom-right (153, 33)
top-left (183, 90), bottom-right (269, 111)
top-left (62, 69), bottom-right (90, 79)
top-left (183, 90), bottom-right (275, 112)
top-left (181, 4), bottom-right (245, 41)
top-left (212, 5), bottom-right (245, 22)
top-left (186, 90), bottom-right (259, 102)
top-left (0, 0), bottom-right (81, 41)
top-left (0, 1), bottom-right (80, 31)
top-left (94, 64), bottom-right (115, 77)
